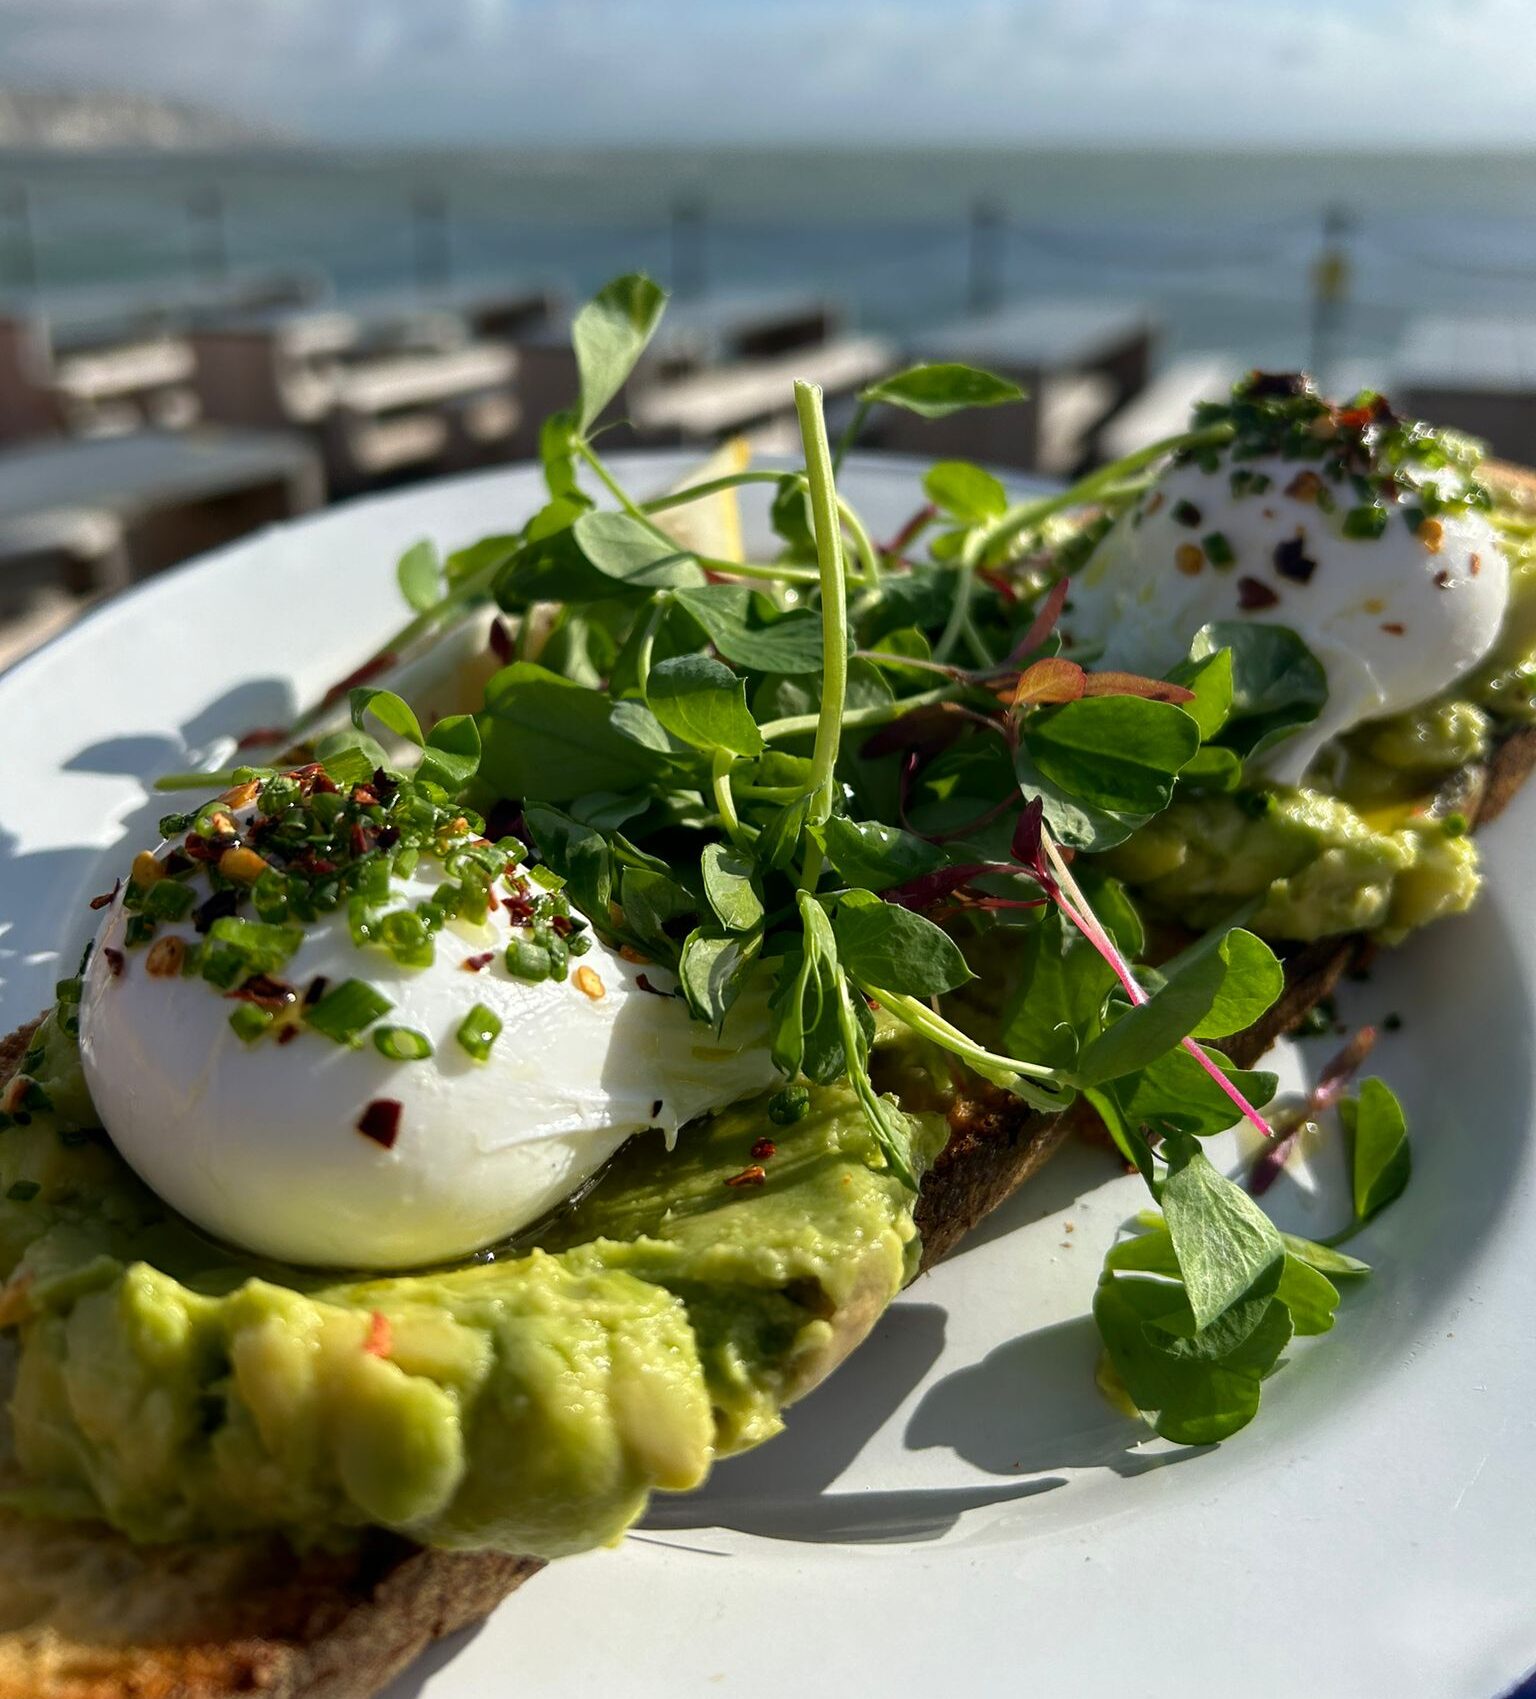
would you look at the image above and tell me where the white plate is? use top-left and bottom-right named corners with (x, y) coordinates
top-left (2, 455), bottom-right (1533, 1699)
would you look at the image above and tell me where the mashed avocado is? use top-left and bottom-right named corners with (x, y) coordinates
top-left (0, 1015), bottom-right (945, 1557)
top-left (1106, 787), bottom-right (1478, 944)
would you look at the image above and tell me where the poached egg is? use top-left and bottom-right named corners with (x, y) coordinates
top-left (1066, 441), bottom-right (1510, 784)
top-left (79, 814), bottom-right (777, 1270)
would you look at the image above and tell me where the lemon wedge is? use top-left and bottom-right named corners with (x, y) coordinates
top-left (648, 436), bottom-right (751, 565)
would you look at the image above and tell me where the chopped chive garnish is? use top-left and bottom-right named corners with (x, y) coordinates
top-left (143, 879), bottom-right (196, 921)
top-left (228, 1003), bottom-right (275, 1044)
top-left (505, 938), bottom-right (553, 982)
top-left (373, 1025), bottom-right (434, 1062)
top-left (1343, 504), bottom-right (1388, 540)
top-left (206, 916), bottom-right (303, 975)
top-left (306, 978), bottom-right (393, 1045)
top-left (380, 909), bottom-right (434, 968)
top-left (5, 1180), bottom-right (39, 1202)
top-left (1170, 498), bottom-right (1202, 527)
top-left (124, 914), bottom-right (157, 948)
top-left (769, 1084), bottom-right (812, 1126)
top-left (158, 809), bottom-right (196, 837)
top-left (456, 1003), bottom-right (502, 1061)
top-left (1202, 531), bottom-right (1235, 568)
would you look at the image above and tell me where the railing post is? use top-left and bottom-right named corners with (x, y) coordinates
top-left (1309, 203), bottom-right (1353, 386)
top-left (671, 195), bottom-right (706, 300)
top-left (968, 197), bottom-right (1005, 314)
top-left (412, 185), bottom-right (452, 298)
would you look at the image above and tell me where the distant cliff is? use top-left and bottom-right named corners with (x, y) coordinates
top-left (0, 88), bottom-right (288, 151)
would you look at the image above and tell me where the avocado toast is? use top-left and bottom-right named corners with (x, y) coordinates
top-left (0, 282), bottom-right (1532, 1696)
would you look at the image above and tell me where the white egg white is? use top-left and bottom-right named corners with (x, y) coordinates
top-left (1066, 452), bottom-right (1510, 783)
top-left (79, 845), bottom-right (778, 1270)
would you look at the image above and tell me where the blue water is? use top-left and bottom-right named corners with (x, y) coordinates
top-left (5, 145), bottom-right (1536, 372)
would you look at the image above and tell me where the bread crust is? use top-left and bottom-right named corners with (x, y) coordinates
top-left (2, 719), bottom-right (1531, 1696)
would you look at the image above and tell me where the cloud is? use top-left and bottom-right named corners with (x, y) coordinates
top-left (0, 0), bottom-right (1533, 146)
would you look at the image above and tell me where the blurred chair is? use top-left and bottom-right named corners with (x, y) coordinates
top-left (1095, 355), bottom-right (1235, 462)
top-left (0, 308), bottom-right (199, 442)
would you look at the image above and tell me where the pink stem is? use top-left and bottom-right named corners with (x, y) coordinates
top-left (1041, 833), bottom-right (1273, 1140)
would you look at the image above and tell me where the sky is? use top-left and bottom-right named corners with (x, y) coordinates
top-left (0, 0), bottom-right (1534, 149)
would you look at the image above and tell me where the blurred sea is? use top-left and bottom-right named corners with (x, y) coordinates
top-left (5, 145), bottom-right (1536, 373)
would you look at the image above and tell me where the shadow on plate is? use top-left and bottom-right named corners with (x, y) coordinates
top-left (375, 1614), bottom-right (500, 1699)
top-left (640, 1300), bottom-right (1062, 1545)
top-left (0, 678), bottom-right (295, 1016)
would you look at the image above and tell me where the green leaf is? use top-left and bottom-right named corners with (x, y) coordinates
top-left (1342, 1077), bottom-right (1411, 1225)
top-left (621, 866), bottom-right (695, 960)
top-left (314, 729), bottom-right (388, 790)
top-left (396, 538), bottom-right (442, 613)
top-left (999, 909), bottom-right (1117, 1072)
top-left (1190, 622), bottom-right (1327, 762)
top-left (1276, 1253), bottom-right (1342, 1337)
top-left (524, 804), bottom-right (612, 923)
top-left (923, 459), bottom-right (1008, 522)
top-left (701, 843), bottom-right (764, 933)
top-left (444, 533), bottom-right (521, 587)
top-left (1024, 696), bottom-right (1200, 816)
top-left (1278, 1231), bottom-right (1371, 1278)
top-left (1074, 928), bottom-right (1280, 1086)
top-left (770, 474), bottom-right (816, 556)
top-left (418, 714), bottom-right (481, 792)
top-left (479, 662), bottom-right (666, 802)
top-left (350, 687), bottom-right (424, 749)
top-left (812, 817), bottom-right (945, 890)
top-left (1178, 746), bottom-right (1244, 792)
top-left (1166, 647), bottom-right (1233, 741)
top-left (539, 408), bottom-right (583, 502)
top-left (1013, 744), bottom-right (1147, 852)
top-left (647, 655), bottom-right (765, 756)
top-left (494, 527), bottom-right (621, 610)
top-left (757, 793), bottom-right (812, 873)
top-left (673, 584), bottom-right (825, 675)
top-left (854, 562), bottom-right (953, 646)
top-left (1113, 1047), bottom-right (1277, 1138)
top-left (678, 927), bottom-right (761, 1027)
top-left (1160, 1134), bottom-right (1284, 1330)
top-left (573, 273), bottom-right (668, 431)
top-left (829, 888), bottom-right (973, 996)
top-left (608, 698), bottom-right (687, 757)
top-left (1094, 1274), bottom-right (1292, 1445)
top-left (860, 362), bottom-right (1025, 420)
top-left (573, 510), bottom-right (706, 592)
top-left (1188, 928), bottom-right (1284, 1039)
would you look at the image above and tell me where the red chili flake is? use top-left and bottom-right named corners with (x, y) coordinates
top-left (377, 825), bottom-right (400, 849)
top-left (750, 1138), bottom-right (777, 1161)
top-left (724, 1165), bottom-right (767, 1189)
top-left (351, 785), bottom-right (379, 808)
top-left (310, 772), bottom-right (339, 797)
top-left (1470, 554), bottom-right (1482, 576)
top-left (161, 849), bottom-right (195, 878)
top-left (225, 974), bottom-right (297, 1009)
top-left (462, 952), bottom-right (494, 973)
top-left (291, 851), bottom-right (337, 878)
top-left (182, 832), bottom-right (219, 863)
top-left (276, 1024), bottom-right (301, 1046)
top-left (651, 1098), bottom-right (664, 1118)
top-left (1382, 621), bottom-right (1406, 635)
top-left (235, 726), bottom-right (291, 749)
top-left (502, 891), bottom-right (535, 924)
top-left (1284, 470), bottom-right (1324, 502)
top-left (363, 1310), bottom-right (393, 1358)
top-left (635, 973), bottom-right (670, 998)
top-left (356, 1099), bottom-right (403, 1149)
top-left (349, 823), bottom-right (370, 858)
top-left (88, 878), bottom-right (122, 911)
top-left (489, 618), bottom-right (514, 662)
top-left (549, 913), bottom-right (573, 937)
top-left (102, 947), bottom-right (125, 977)
top-left (1237, 576), bottom-right (1281, 611)
top-left (1273, 534), bottom-right (1317, 583)
top-left (303, 975), bottom-right (330, 1007)
top-left (1433, 569), bottom-right (1452, 589)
